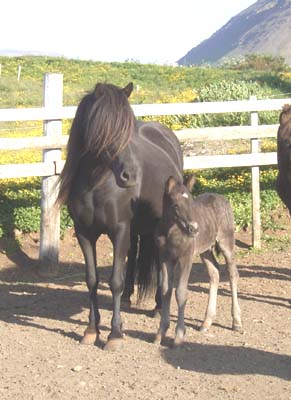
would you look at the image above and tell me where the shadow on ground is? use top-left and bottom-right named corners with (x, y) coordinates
top-left (161, 341), bottom-right (291, 381)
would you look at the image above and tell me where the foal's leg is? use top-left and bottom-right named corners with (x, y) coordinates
top-left (174, 254), bottom-right (192, 346)
top-left (218, 239), bottom-right (242, 331)
top-left (200, 250), bottom-right (220, 332)
top-left (105, 223), bottom-right (131, 350)
top-left (150, 250), bottom-right (162, 318)
top-left (76, 230), bottom-right (100, 345)
top-left (154, 258), bottom-right (174, 344)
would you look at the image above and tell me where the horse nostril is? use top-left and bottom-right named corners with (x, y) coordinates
top-left (120, 171), bottom-right (130, 182)
top-left (188, 222), bottom-right (198, 236)
top-left (188, 226), bottom-right (194, 234)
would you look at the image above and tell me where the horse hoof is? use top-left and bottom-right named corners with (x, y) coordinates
top-left (104, 338), bottom-right (124, 352)
top-left (173, 337), bottom-right (184, 347)
top-left (232, 323), bottom-right (243, 332)
top-left (199, 325), bottom-right (209, 333)
top-left (121, 298), bottom-right (132, 310)
top-left (80, 328), bottom-right (98, 345)
top-left (150, 308), bottom-right (162, 319)
top-left (154, 334), bottom-right (162, 345)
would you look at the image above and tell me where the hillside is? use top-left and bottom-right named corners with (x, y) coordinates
top-left (0, 55), bottom-right (257, 108)
top-left (178, 0), bottom-right (291, 65)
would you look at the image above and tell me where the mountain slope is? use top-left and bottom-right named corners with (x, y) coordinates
top-left (178, 0), bottom-right (291, 65)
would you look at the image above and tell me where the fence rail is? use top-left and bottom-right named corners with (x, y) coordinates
top-left (0, 124), bottom-right (280, 178)
top-left (0, 124), bottom-right (280, 150)
top-left (0, 73), bottom-right (287, 270)
top-left (0, 98), bottom-right (289, 121)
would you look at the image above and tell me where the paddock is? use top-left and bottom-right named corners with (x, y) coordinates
top-left (0, 225), bottom-right (290, 399)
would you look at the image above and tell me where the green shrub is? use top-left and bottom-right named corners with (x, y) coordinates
top-left (222, 54), bottom-right (288, 72)
top-left (141, 79), bottom-right (280, 130)
top-left (13, 206), bottom-right (41, 233)
top-left (0, 178), bottom-right (73, 238)
top-left (194, 79), bottom-right (279, 127)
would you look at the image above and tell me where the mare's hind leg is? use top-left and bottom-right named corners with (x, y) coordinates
top-left (200, 250), bottom-right (220, 332)
top-left (153, 268), bottom-right (162, 317)
top-left (174, 255), bottom-right (192, 346)
top-left (154, 258), bottom-right (174, 344)
top-left (76, 230), bottom-right (100, 345)
top-left (218, 239), bottom-right (242, 331)
top-left (121, 234), bottom-right (138, 308)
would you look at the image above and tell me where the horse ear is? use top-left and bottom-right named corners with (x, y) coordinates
top-left (184, 174), bottom-right (196, 192)
top-left (165, 176), bottom-right (177, 194)
top-left (123, 82), bottom-right (133, 98)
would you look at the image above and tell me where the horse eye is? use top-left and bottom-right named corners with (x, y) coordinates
top-left (173, 204), bottom-right (179, 210)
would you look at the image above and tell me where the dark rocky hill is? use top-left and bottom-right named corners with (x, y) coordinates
top-left (178, 0), bottom-right (291, 65)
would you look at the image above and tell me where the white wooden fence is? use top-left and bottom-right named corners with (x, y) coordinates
top-left (0, 73), bottom-right (288, 270)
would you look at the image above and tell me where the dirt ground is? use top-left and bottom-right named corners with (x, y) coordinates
top-left (0, 218), bottom-right (290, 400)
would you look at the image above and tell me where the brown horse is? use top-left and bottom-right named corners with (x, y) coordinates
top-left (276, 104), bottom-right (291, 214)
top-left (57, 82), bottom-right (183, 350)
top-left (155, 176), bottom-right (242, 346)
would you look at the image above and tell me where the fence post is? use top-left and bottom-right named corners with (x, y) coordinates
top-left (17, 65), bottom-right (22, 81)
top-left (250, 96), bottom-right (261, 248)
top-left (39, 73), bottom-right (63, 275)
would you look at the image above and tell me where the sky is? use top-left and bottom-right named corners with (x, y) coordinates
top-left (2, 0), bottom-right (256, 64)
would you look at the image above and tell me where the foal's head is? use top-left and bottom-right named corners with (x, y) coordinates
top-left (164, 175), bottom-right (199, 237)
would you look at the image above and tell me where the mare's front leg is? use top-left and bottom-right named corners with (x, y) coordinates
top-left (174, 254), bottom-right (192, 346)
top-left (76, 230), bottom-right (100, 345)
top-left (200, 250), bottom-right (220, 332)
top-left (106, 223), bottom-right (131, 350)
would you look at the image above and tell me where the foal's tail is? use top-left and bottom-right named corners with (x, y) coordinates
top-left (211, 241), bottom-right (221, 269)
top-left (135, 233), bottom-right (159, 303)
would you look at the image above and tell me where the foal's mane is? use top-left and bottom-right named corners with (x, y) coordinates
top-left (57, 83), bottom-right (135, 206)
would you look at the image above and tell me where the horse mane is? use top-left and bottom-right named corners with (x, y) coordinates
top-left (57, 82), bottom-right (135, 206)
top-left (279, 104), bottom-right (291, 126)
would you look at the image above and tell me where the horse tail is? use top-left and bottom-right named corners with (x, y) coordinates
top-left (214, 241), bottom-right (220, 257)
top-left (136, 233), bottom-right (159, 303)
top-left (211, 242), bottom-right (220, 268)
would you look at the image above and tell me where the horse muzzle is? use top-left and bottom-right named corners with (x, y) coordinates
top-left (178, 219), bottom-right (199, 237)
top-left (186, 221), bottom-right (199, 237)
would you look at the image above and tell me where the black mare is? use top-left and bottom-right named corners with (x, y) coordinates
top-left (276, 104), bottom-right (291, 213)
top-left (57, 82), bottom-right (183, 350)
